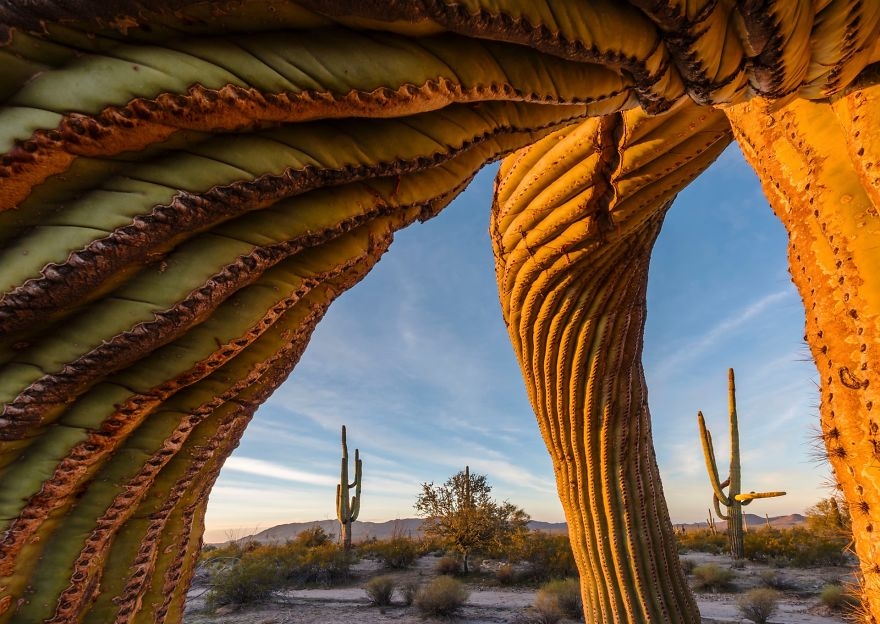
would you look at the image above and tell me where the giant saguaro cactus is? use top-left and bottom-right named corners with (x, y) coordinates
top-left (697, 369), bottom-right (785, 559)
top-left (0, 1), bottom-right (880, 622)
top-left (726, 89), bottom-right (880, 618)
top-left (336, 425), bottom-right (362, 551)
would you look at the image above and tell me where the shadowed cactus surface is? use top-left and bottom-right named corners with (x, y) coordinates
top-left (0, 1), bottom-right (878, 622)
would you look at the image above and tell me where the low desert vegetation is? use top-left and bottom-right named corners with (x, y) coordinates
top-left (435, 555), bottom-right (463, 576)
top-left (203, 528), bottom-right (351, 609)
top-left (413, 576), bottom-right (470, 617)
top-left (820, 583), bottom-right (859, 611)
top-left (363, 575), bottom-right (395, 606)
top-left (737, 588), bottom-right (779, 624)
top-left (678, 526), bottom-right (851, 567)
top-left (359, 534), bottom-right (421, 569)
top-left (537, 579), bottom-right (583, 620)
top-left (691, 563), bottom-right (735, 592)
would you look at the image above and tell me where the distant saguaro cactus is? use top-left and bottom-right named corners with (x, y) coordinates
top-left (336, 425), bottom-right (362, 551)
top-left (698, 369), bottom-right (785, 559)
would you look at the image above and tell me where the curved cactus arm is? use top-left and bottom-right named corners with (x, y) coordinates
top-left (697, 411), bottom-right (732, 506)
top-left (712, 495), bottom-right (730, 521)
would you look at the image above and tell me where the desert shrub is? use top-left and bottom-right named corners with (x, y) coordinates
top-left (820, 584), bottom-right (858, 611)
top-left (691, 564), bottom-right (735, 592)
top-left (362, 536), bottom-right (420, 569)
top-left (743, 527), bottom-right (849, 567)
top-left (364, 575), bottom-right (395, 606)
top-left (530, 591), bottom-right (562, 624)
top-left (496, 563), bottom-right (518, 585)
top-left (414, 576), bottom-right (469, 617)
top-left (206, 552), bottom-right (282, 608)
top-left (676, 529), bottom-right (728, 555)
top-left (679, 557), bottom-right (696, 576)
top-left (435, 555), bottom-right (462, 576)
top-left (737, 588), bottom-right (779, 623)
top-left (401, 581), bottom-right (420, 606)
top-left (293, 525), bottom-right (332, 548)
top-left (538, 578), bottom-right (583, 620)
top-left (758, 569), bottom-right (789, 590)
top-left (517, 532), bottom-right (578, 582)
top-left (283, 542), bottom-right (351, 586)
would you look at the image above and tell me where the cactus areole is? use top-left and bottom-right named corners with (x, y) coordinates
top-left (698, 369), bottom-right (785, 559)
top-left (336, 425), bottom-right (362, 551)
top-left (0, 1), bottom-right (879, 622)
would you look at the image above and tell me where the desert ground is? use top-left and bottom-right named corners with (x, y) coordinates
top-left (184, 551), bottom-right (855, 624)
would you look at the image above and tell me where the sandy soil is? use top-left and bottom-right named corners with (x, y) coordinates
top-left (184, 552), bottom-right (855, 623)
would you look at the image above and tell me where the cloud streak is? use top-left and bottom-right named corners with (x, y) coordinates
top-left (650, 289), bottom-right (793, 380)
top-left (223, 457), bottom-right (337, 486)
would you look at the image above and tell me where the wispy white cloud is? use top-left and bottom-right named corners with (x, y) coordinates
top-left (223, 457), bottom-right (337, 486)
top-left (650, 289), bottom-right (793, 380)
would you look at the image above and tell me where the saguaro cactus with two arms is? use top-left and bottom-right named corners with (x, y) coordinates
top-left (698, 369), bottom-right (785, 559)
top-left (336, 425), bottom-right (362, 551)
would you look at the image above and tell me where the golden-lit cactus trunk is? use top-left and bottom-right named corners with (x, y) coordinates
top-left (726, 89), bottom-right (880, 621)
top-left (491, 100), bottom-right (732, 621)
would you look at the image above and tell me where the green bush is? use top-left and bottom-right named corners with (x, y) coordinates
top-left (364, 575), bottom-right (395, 606)
top-left (496, 563), bottom-right (518, 585)
top-left (758, 569), bottom-right (789, 590)
top-left (206, 552), bottom-right (282, 608)
top-left (293, 525), bottom-right (333, 548)
top-left (361, 536), bottom-right (419, 569)
top-left (400, 581), bottom-right (419, 606)
top-left (820, 583), bottom-right (858, 611)
top-left (530, 591), bottom-right (562, 624)
top-left (538, 578), bottom-right (583, 620)
top-left (743, 527), bottom-right (849, 567)
top-left (517, 532), bottom-right (578, 582)
top-left (679, 557), bottom-right (696, 576)
top-left (204, 538), bottom-right (352, 608)
top-left (691, 564), bottom-right (735, 592)
top-left (676, 529), bottom-right (728, 555)
top-left (435, 555), bottom-right (462, 576)
top-left (737, 588), bottom-right (779, 624)
top-left (414, 576), bottom-right (469, 617)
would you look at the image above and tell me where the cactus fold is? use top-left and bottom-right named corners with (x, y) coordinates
top-left (336, 425), bottom-right (362, 551)
top-left (697, 369), bottom-right (785, 559)
top-left (0, 1), bottom-right (879, 622)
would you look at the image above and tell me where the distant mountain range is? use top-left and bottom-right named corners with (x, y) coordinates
top-left (224, 514), bottom-right (804, 545)
top-left (675, 513), bottom-right (805, 533)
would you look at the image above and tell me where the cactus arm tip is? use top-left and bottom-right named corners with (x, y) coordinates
top-left (699, 412), bottom-right (731, 505)
top-left (735, 491), bottom-right (787, 504)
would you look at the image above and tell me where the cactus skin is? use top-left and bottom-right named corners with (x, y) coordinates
top-left (1, 1), bottom-right (880, 622)
top-left (697, 369), bottom-right (785, 559)
top-left (336, 425), bottom-right (362, 551)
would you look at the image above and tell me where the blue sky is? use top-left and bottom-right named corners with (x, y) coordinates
top-left (202, 145), bottom-right (827, 542)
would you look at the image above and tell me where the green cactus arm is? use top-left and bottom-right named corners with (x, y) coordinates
top-left (336, 482), bottom-right (347, 520)
top-left (697, 411), bottom-right (732, 506)
top-left (726, 369), bottom-right (742, 500)
top-left (712, 494), bottom-right (731, 521)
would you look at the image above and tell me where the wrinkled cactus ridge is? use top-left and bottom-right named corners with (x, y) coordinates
top-left (0, 1), bottom-right (878, 622)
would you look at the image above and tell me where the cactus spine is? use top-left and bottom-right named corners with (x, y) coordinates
top-left (698, 369), bottom-right (785, 559)
top-left (336, 425), bottom-right (362, 551)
